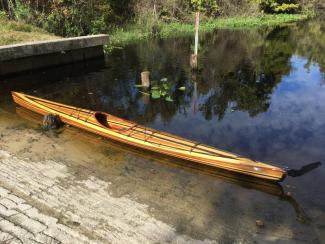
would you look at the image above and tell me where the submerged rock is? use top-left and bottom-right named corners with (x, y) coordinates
top-left (42, 114), bottom-right (62, 130)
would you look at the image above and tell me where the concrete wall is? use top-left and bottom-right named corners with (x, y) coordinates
top-left (0, 35), bottom-right (109, 76)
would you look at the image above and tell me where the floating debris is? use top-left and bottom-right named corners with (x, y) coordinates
top-left (139, 91), bottom-right (150, 96)
top-left (256, 220), bottom-right (265, 228)
top-left (165, 96), bottom-right (174, 102)
top-left (160, 78), bottom-right (168, 82)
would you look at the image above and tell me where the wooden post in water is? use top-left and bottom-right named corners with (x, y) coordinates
top-left (190, 12), bottom-right (200, 70)
top-left (140, 71), bottom-right (150, 104)
top-left (141, 71), bottom-right (151, 87)
top-left (194, 11), bottom-right (200, 57)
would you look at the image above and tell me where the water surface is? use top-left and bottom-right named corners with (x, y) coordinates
top-left (0, 16), bottom-right (324, 243)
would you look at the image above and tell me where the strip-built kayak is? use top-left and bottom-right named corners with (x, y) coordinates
top-left (12, 91), bottom-right (286, 181)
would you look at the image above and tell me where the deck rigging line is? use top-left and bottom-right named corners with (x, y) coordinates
top-left (190, 142), bottom-right (201, 153)
top-left (31, 96), bottom-right (245, 160)
top-left (144, 131), bottom-right (156, 142)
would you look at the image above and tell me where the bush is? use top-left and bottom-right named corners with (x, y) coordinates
top-left (9, 0), bottom-right (131, 36)
top-left (273, 3), bottom-right (300, 13)
top-left (190, 0), bottom-right (220, 15)
top-left (13, 0), bottom-right (34, 22)
top-left (0, 10), bottom-right (7, 20)
top-left (255, 0), bottom-right (301, 13)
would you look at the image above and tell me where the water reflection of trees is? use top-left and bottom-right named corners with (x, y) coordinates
top-left (33, 18), bottom-right (324, 124)
top-left (194, 27), bottom-right (295, 120)
top-left (293, 15), bottom-right (325, 73)
top-left (116, 26), bottom-right (299, 122)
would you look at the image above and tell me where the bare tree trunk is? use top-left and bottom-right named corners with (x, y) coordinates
top-left (0, 0), bottom-right (7, 11)
top-left (6, 0), bottom-right (17, 18)
top-left (8, 0), bottom-right (12, 18)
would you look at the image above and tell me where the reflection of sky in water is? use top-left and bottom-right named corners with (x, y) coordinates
top-left (151, 56), bottom-right (325, 170)
top-left (1, 25), bottom-right (325, 241)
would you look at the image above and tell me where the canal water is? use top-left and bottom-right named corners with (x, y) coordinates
top-left (0, 16), bottom-right (324, 242)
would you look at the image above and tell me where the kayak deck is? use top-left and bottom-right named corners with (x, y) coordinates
top-left (12, 91), bottom-right (286, 181)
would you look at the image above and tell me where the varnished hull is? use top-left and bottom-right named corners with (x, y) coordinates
top-left (12, 92), bottom-right (286, 181)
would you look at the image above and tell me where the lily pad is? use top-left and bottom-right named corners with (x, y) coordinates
top-left (160, 78), bottom-right (168, 82)
top-left (151, 90), bottom-right (161, 99)
top-left (139, 91), bottom-right (150, 96)
top-left (178, 86), bottom-right (186, 91)
top-left (161, 91), bottom-right (167, 96)
top-left (162, 83), bottom-right (170, 90)
top-left (165, 96), bottom-right (174, 102)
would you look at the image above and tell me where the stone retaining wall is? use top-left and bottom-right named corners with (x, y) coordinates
top-left (0, 35), bottom-right (109, 76)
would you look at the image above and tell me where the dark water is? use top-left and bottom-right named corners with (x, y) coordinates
top-left (1, 16), bottom-right (325, 242)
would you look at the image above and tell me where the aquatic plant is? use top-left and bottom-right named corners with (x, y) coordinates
top-left (136, 78), bottom-right (186, 102)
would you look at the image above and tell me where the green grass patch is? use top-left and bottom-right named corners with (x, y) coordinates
top-left (106, 14), bottom-right (308, 51)
top-left (0, 17), bottom-right (57, 46)
top-left (108, 25), bottom-right (152, 50)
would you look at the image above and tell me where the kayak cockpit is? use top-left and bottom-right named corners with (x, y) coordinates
top-left (94, 112), bottom-right (110, 128)
top-left (94, 112), bottom-right (133, 131)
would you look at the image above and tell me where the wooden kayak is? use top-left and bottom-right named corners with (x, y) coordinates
top-left (12, 91), bottom-right (286, 182)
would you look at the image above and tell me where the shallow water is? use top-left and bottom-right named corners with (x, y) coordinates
top-left (1, 16), bottom-right (325, 242)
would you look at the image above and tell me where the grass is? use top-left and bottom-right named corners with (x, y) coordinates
top-left (106, 14), bottom-right (308, 51)
top-left (0, 17), bottom-right (57, 46)
top-left (0, 13), bottom-right (308, 50)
